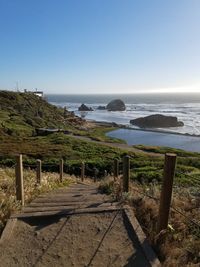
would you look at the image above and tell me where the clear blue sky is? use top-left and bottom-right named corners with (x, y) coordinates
top-left (0, 0), bottom-right (200, 94)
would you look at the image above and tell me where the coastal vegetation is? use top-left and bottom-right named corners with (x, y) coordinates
top-left (1, 131), bottom-right (200, 187)
top-left (70, 125), bottom-right (125, 143)
top-left (0, 90), bottom-right (78, 136)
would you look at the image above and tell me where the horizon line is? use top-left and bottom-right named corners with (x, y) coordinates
top-left (1, 88), bottom-right (200, 95)
top-left (45, 91), bottom-right (200, 95)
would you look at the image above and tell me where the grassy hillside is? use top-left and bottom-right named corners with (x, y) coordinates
top-left (0, 90), bottom-right (83, 137)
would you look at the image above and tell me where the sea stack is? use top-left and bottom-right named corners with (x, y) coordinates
top-left (78, 104), bottom-right (93, 111)
top-left (97, 105), bottom-right (106, 110)
top-left (106, 99), bottom-right (126, 111)
top-left (130, 114), bottom-right (184, 128)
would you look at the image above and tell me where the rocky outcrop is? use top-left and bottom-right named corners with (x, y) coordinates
top-left (130, 114), bottom-right (184, 128)
top-left (106, 99), bottom-right (126, 111)
top-left (78, 104), bottom-right (93, 111)
top-left (97, 106), bottom-right (106, 110)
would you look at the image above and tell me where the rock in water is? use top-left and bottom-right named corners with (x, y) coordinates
top-left (106, 99), bottom-right (126, 111)
top-left (78, 104), bottom-right (93, 111)
top-left (97, 105), bottom-right (106, 110)
top-left (130, 114), bottom-right (184, 128)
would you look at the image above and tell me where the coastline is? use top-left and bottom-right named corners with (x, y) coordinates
top-left (48, 93), bottom-right (200, 138)
top-left (91, 120), bottom-right (200, 138)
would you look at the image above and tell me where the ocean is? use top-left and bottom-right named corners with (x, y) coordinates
top-left (47, 93), bottom-right (200, 136)
top-left (46, 93), bottom-right (200, 152)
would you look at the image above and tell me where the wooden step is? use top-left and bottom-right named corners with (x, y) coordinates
top-left (11, 206), bottom-right (122, 219)
top-left (28, 201), bottom-right (109, 207)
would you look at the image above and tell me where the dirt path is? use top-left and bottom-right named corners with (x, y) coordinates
top-left (69, 135), bottom-right (163, 157)
top-left (0, 183), bottom-right (159, 267)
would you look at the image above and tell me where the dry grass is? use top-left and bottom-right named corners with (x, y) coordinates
top-left (0, 167), bottom-right (75, 234)
top-left (99, 177), bottom-right (200, 266)
top-left (130, 182), bottom-right (200, 266)
top-left (98, 176), bottom-right (122, 200)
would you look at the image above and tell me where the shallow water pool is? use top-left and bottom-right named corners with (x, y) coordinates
top-left (107, 129), bottom-right (200, 152)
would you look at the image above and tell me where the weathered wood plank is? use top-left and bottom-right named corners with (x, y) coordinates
top-left (35, 194), bottom-right (96, 198)
top-left (23, 202), bottom-right (119, 213)
top-left (0, 219), bottom-right (17, 243)
top-left (31, 196), bottom-right (105, 203)
top-left (124, 207), bottom-right (161, 267)
top-left (11, 206), bottom-right (121, 219)
top-left (28, 201), bottom-right (109, 207)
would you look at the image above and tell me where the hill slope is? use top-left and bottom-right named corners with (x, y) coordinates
top-left (0, 91), bottom-right (83, 136)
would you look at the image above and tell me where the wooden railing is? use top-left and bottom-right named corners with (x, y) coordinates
top-left (14, 153), bottom-right (178, 233)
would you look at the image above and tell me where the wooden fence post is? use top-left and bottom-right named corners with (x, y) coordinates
top-left (60, 159), bottom-right (63, 182)
top-left (114, 159), bottom-right (119, 180)
top-left (123, 155), bottom-right (130, 192)
top-left (157, 153), bottom-right (177, 233)
top-left (81, 162), bottom-right (85, 182)
top-left (15, 154), bottom-right (24, 206)
top-left (94, 167), bottom-right (98, 183)
top-left (36, 159), bottom-right (42, 184)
